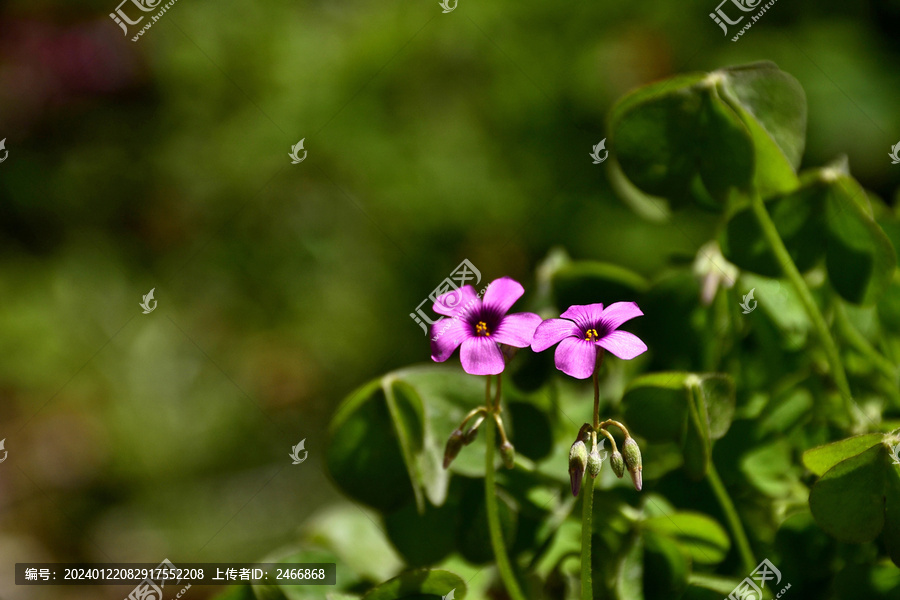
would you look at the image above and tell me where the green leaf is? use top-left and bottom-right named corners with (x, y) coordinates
top-left (683, 389), bottom-right (711, 480)
top-left (609, 62), bottom-right (807, 210)
top-left (823, 174), bottom-right (897, 305)
top-left (643, 511), bottom-right (731, 565)
top-left (326, 379), bottom-right (416, 511)
top-left (456, 478), bottom-right (517, 564)
top-left (327, 366), bottom-right (490, 511)
top-left (383, 378), bottom-right (429, 512)
top-left (740, 440), bottom-right (800, 498)
top-left (621, 372), bottom-right (692, 443)
top-left (643, 530), bottom-right (690, 599)
top-left (361, 569), bottom-right (467, 600)
top-left (883, 458), bottom-right (900, 568)
top-left (717, 62), bottom-right (807, 169)
top-left (616, 535), bottom-right (645, 600)
top-left (551, 261), bottom-right (649, 312)
top-left (622, 372), bottom-right (735, 481)
top-left (808, 444), bottom-right (886, 543)
top-left (610, 73), bottom-right (752, 207)
top-left (384, 496), bottom-right (458, 567)
top-left (721, 165), bottom-right (896, 304)
top-left (801, 433), bottom-right (884, 476)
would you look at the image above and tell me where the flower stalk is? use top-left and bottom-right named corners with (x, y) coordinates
top-left (483, 374), bottom-right (527, 600)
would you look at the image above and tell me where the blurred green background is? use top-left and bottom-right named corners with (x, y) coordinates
top-left (1, 0), bottom-right (899, 597)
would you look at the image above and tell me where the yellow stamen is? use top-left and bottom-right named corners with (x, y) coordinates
top-left (475, 321), bottom-right (491, 337)
top-left (585, 328), bottom-right (600, 341)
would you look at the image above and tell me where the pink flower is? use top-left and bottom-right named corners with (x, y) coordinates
top-left (430, 277), bottom-right (541, 375)
top-left (531, 302), bottom-right (647, 379)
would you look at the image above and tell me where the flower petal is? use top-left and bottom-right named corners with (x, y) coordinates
top-left (597, 330), bottom-right (648, 360)
top-left (560, 303), bottom-right (605, 331)
top-left (554, 337), bottom-right (598, 379)
top-left (492, 312), bottom-right (542, 347)
top-left (433, 285), bottom-right (479, 317)
top-left (430, 318), bottom-right (468, 362)
top-left (460, 337), bottom-right (506, 375)
top-left (531, 318), bottom-right (580, 352)
top-left (598, 301), bottom-right (644, 330)
top-left (482, 277), bottom-right (525, 316)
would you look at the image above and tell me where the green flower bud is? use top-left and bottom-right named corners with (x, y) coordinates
top-left (610, 450), bottom-right (625, 478)
top-left (443, 429), bottom-right (465, 469)
top-left (569, 440), bottom-right (588, 496)
top-left (500, 441), bottom-right (515, 469)
top-left (622, 437), bottom-right (643, 491)
top-left (588, 449), bottom-right (602, 478)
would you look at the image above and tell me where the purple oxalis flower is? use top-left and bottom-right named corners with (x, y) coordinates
top-left (532, 302), bottom-right (647, 379)
top-left (430, 277), bottom-right (541, 376)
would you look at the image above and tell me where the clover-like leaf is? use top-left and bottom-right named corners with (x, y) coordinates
top-left (609, 62), bottom-right (806, 210)
top-left (805, 434), bottom-right (900, 565)
top-left (721, 163), bottom-right (896, 305)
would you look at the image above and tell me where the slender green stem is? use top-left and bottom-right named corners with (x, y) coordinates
top-left (749, 193), bottom-right (857, 422)
top-left (581, 474), bottom-right (595, 600)
top-left (707, 460), bottom-right (756, 573)
top-left (835, 303), bottom-right (899, 382)
top-left (580, 362), bottom-right (604, 600)
top-left (484, 376), bottom-right (526, 600)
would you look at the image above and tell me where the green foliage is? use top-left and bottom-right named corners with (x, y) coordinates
top-left (804, 433), bottom-right (900, 564)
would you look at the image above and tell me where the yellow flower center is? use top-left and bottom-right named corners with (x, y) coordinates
top-left (475, 321), bottom-right (491, 337)
top-left (585, 328), bottom-right (600, 341)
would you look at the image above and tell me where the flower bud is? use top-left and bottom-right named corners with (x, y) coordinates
top-left (443, 429), bottom-right (465, 469)
top-left (588, 449), bottom-right (602, 478)
top-left (500, 441), bottom-right (515, 469)
top-left (569, 440), bottom-right (588, 496)
top-left (610, 450), bottom-right (625, 478)
top-left (463, 415), bottom-right (485, 446)
top-left (622, 437), bottom-right (643, 491)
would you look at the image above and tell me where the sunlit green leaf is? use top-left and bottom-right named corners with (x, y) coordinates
top-left (643, 511), bottom-right (730, 565)
top-left (802, 433), bottom-right (884, 476)
top-left (361, 569), bottom-right (466, 600)
top-left (808, 444), bottom-right (885, 543)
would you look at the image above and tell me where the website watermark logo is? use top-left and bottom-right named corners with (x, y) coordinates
top-left (289, 439), bottom-right (308, 465)
top-left (410, 259), bottom-right (481, 335)
top-left (439, 0), bottom-right (457, 13)
top-left (125, 559), bottom-right (191, 600)
top-left (140, 288), bottom-right (157, 314)
top-left (0, 439), bottom-right (7, 464)
top-left (590, 139), bottom-right (608, 164)
top-left (890, 142), bottom-right (900, 165)
top-left (711, 0), bottom-right (779, 41)
top-left (289, 139), bottom-right (307, 164)
top-left (442, 589), bottom-right (456, 600)
top-left (739, 288), bottom-right (757, 314)
top-left (890, 442), bottom-right (900, 466)
top-left (726, 559), bottom-right (790, 600)
top-left (0, 139), bottom-right (8, 163)
top-left (110, 0), bottom-right (182, 42)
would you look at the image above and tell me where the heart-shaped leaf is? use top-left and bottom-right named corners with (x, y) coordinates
top-left (610, 62), bottom-right (806, 210)
top-left (802, 433), bottom-right (884, 476)
top-left (805, 433), bottom-right (900, 563)
top-left (808, 444), bottom-right (885, 543)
